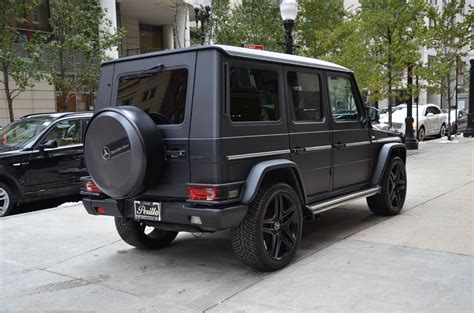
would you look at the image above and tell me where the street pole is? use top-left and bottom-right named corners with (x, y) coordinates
top-left (194, 5), bottom-right (211, 46)
top-left (416, 74), bottom-right (419, 140)
top-left (455, 57), bottom-right (458, 136)
top-left (283, 20), bottom-right (294, 55)
top-left (280, 0), bottom-right (297, 55)
top-left (404, 64), bottom-right (418, 149)
top-left (464, 58), bottom-right (474, 137)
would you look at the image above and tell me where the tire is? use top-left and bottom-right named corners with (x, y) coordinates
top-left (418, 126), bottom-right (425, 141)
top-left (0, 182), bottom-right (16, 217)
top-left (437, 124), bottom-right (446, 138)
top-left (115, 217), bottom-right (178, 249)
top-left (231, 183), bottom-right (303, 271)
top-left (367, 157), bottom-right (407, 216)
top-left (84, 106), bottom-right (165, 199)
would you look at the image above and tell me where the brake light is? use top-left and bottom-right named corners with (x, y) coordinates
top-left (188, 185), bottom-right (240, 202)
top-left (85, 180), bottom-right (102, 194)
top-left (188, 186), bottom-right (222, 201)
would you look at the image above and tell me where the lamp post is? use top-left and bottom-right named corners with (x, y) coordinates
top-left (194, 4), bottom-right (211, 46)
top-left (404, 64), bottom-right (418, 149)
top-left (280, 0), bottom-right (298, 55)
top-left (464, 57), bottom-right (474, 137)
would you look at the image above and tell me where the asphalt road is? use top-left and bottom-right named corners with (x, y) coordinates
top-left (1, 136), bottom-right (472, 312)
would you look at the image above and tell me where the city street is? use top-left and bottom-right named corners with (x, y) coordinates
top-left (1, 136), bottom-right (472, 312)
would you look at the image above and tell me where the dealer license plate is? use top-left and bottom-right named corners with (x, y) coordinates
top-left (134, 201), bottom-right (161, 221)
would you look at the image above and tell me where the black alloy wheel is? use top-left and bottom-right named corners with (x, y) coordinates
top-left (387, 160), bottom-right (407, 210)
top-left (232, 183), bottom-right (303, 271)
top-left (262, 193), bottom-right (299, 261)
top-left (367, 156), bottom-right (407, 216)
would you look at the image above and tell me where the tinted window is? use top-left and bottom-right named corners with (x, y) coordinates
top-left (117, 69), bottom-right (188, 124)
top-left (0, 118), bottom-right (51, 151)
top-left (432, 106), bottom-right (441, 114)
top-left (425, 107), bottom-right (435, 115)
top-left (43, 120), bottom-right (82, 147)
top-left (288, 71), bottom-right (322, 121)
top-left (328, 75), bottom-right (359, 121)
top-left (229, 66), bottom-right (280, 122)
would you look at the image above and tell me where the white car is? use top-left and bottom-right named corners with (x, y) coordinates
top-left (379, 104), bottom-right (447, 141)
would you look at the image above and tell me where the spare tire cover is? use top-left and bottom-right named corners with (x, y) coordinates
top-left (84, 106), bottom-right (164, 199)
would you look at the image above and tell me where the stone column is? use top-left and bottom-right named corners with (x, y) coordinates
top-left (99, 0), bottom-right (119, 59)
top-left (176, 5), bottom-right (191, 48)
top-left (163, 25), bottom-right (174, 50)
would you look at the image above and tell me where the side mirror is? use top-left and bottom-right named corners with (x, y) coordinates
top-left (365, 107), bottom-right (379, 123)
top-left (427, 112), bottom-right (434, 117)
top-left (39, 140), bottom-right (58, 150)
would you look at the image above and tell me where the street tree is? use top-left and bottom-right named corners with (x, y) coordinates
top-left (211, 0), bottom-right (285, 52)
top-left (297, 0), bottom-right (345, 59)
top-left (0, 0), bottom-right (42, 122)
top-left (323, 14), bottom-right (385, 106)
top-left (39, 0), bottom-right (124, 112)
top-left (355, 0), bottom-right (427, 127)
top-left (422, 0), bottom-right (473, 138)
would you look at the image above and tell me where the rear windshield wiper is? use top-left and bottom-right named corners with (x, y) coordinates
top-left (122, 64), bottom-right (164, 80)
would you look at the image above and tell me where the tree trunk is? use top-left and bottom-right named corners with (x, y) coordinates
top-left (59, 48), bottom-right (67, 111)
top-left (2, 62), bottom-right (14, 122)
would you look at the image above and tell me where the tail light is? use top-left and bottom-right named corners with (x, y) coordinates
top-left (188, 185), bottom-right (240, 202)
top-left (85, 179), bottom-right (102, 194)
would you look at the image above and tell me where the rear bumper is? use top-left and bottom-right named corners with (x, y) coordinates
top-left (82, 198), bottom-right (247, 231)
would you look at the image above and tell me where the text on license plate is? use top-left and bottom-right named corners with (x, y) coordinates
top-left (134, 201), bottom-right (161, 221)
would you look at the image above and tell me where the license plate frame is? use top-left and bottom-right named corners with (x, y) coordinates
top-left (134, 201), bottom-right (161, 221)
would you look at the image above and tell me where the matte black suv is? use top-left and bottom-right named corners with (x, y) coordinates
top-left (82, 45), bottom-right (406, 271)
top-left (0, 112), bottom-right (92, 216)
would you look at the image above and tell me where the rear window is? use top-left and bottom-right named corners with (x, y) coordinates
top-left (117, 68), bottom-right (188, 124)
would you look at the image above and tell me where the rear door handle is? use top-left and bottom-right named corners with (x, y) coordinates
top-left (291, 147), bottom-right (306, 154)
top-left (333, 143), bottom-right (346, 150)
top-left (166, 149), bottom-right (186, 159)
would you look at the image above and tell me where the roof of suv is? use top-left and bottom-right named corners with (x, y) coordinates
top-left (103, 44), bottom-right (350, 73)
top-left (21, 112), bottom-right (93, 120)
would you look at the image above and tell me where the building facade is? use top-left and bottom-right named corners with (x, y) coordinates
top-left (0, 0), bottom-right (196, 126)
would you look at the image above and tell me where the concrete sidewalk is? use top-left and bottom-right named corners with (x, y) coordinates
top-left (1, 137), bottom-right (472, 312)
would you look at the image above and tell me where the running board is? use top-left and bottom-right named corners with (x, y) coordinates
top-left (306, 186), bottom-right (381, 215)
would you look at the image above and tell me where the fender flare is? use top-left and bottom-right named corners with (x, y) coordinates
top-left (371, 143), bottom-right (406, 186)
top-left (241, 159), bottom-right (307, 204)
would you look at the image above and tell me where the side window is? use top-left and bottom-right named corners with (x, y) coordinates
top-left (425, 107), bottom-right (434, 116)
top-left (43, 120), bottom-right (82, 147)
top-left (328, 75), bottom-right (359, 121)
top-left (432, 106), bottom-right (441, 114)
top-left (287, 71), bottom-right (322, 121)
top-left (229, 66), bottom-right (280, 122)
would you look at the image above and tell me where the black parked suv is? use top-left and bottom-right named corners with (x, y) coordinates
top-left (0, 112), bottom-right (92, 216)
top-left (82, 45), bottom-right (406, 271)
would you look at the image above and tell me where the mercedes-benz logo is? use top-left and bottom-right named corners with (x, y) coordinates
top-left (102, 146), bottom-right (111, 161)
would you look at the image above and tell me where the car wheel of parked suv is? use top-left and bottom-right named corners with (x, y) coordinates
top-left (418, 126), bottom-right (425, 141)
top-left (367, 157), bottom-right (406, 216)
top-left (0, 183), bottom-right (16, 217)
top-left (231, 183), bottom-right (303, 271)
top-left (114, 217), bottom-right (178, 249)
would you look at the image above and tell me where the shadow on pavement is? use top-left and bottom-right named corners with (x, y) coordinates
top-left (13, 195), bottom-right (82, 216)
